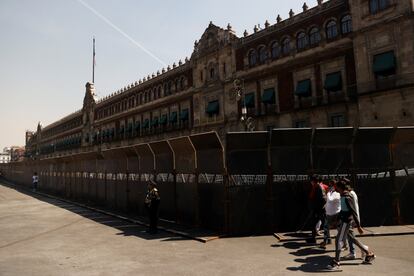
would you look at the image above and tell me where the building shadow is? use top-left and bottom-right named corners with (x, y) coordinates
top-left (0, 181), bottom-right (191, 242)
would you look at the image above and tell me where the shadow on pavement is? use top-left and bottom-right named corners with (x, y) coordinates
top-left (0, 181), bottom-right (191, 242)
top-left (272, 239), bottom-right (336, 273)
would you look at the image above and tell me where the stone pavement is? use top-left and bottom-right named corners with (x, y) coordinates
top-left (1, 181), bottom-right (414, 276)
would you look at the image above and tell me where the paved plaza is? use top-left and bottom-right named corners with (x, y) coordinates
top-left (0, 181), bottom-right (414, 276)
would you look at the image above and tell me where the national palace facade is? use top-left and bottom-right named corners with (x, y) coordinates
top-left (26, 0), bottom-right (414, 158)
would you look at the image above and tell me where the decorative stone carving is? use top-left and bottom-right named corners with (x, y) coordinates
top-left (277, 14), bottom-right (282, 23)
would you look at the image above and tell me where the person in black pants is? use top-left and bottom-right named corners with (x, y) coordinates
top-left (307, 175), bottom-right (327, 244)
top-left (145, 179), bottom-right (160, 234)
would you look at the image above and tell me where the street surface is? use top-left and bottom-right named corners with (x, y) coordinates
top-left (1, 181), bottom-right (414, 276)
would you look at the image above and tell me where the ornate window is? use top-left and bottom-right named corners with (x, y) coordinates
top-left (282, 38), bottom-right (291, 55)
top-left (167, 81), bottom-right (172, 95)
top-left (297, 32), bottom-right (308, 50)
top-left (248, 50), bottom-right (257, 66)
top-left (326, 20), bottom-right (338, 39)
top-left (309, 27), bottom-right (321, 46)
top-left (341, 15), bottom-right (352, 34)
top-left (210, 68), bottom-right (215, 79)
top-left (271, 42), bottom-right (280, 59)
top-left (258, 46), bottom-right (267, 63)
top-left (157, 87), bottom-right (162, 98)
top-left (370, 0), bottom-right (390, 14)
top-left (180, 77), bottom-right (185, 90)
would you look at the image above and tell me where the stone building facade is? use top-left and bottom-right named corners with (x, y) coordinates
top-left (25, 0), bottom-right (414, 158)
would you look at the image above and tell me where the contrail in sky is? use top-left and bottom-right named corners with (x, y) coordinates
top-left (76, 0), bottom-right (168, 67)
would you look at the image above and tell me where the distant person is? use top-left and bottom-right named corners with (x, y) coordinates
top-left (144, 179), bottom-right (160, 234)
top-left (307, 175), bottom-right (327, 244)
top-left (327, 180), bottom-right (375, 271)
top-left (319, 179), bottom-right (341, 249)
top-left (32, 172), bottom-right (39, 192)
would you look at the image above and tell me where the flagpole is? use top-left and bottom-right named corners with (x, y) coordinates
top-left (92, 37), bottom-right (95, 83)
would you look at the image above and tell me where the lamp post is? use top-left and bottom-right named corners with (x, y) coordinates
top-left (233, 79), bottom-right (255, 131)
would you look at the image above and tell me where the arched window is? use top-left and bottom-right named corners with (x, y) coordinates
top-left (163, 83), bottom-right (168, 96)
top-left (144, 92), bottom-right (148, 103)
top-left (341, 15), bottom-right (352, 34)
top-left (258, 46), bottom-right (267, 63)
top-left (282, 38), bottom-right (291, 55)
top-left (326, 20), bottom-right (338, 39)
top-left (248, 50), bottom-right (257, 66)
top-left (175, 79), bottom-right (179, 92)
top-left (167, 81), bottom-right (172, 95)
top-left (157, 87), bottom-right (162, 98)
top-left (210, 68), bottom-right (215, 79)
top-left (271, 42), bottom-right (280, 59)
top-left (152, 89), bottom-right (157, 100)
top-left (309, 27), bottom-right (321, 46)
top-left (297, 32), bottom-right (308, 50)
top-left (180, 77), bottom-right (185, 90)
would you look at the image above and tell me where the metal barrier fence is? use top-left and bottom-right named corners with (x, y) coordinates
top-left (1, 127), bottom-right (413, 235)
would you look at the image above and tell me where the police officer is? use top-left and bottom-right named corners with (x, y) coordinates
top-left (145, 179), bottom-right (160, 234)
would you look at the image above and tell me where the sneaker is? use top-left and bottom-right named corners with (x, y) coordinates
top-left (342, 253), bottom-right (356, 260)
top-left (362, 253), bottom-right (376, 264)
top-left (316, 230), bottom-right (323, 236)
top-left (319, 241), bottom-right (327, 249)
top-left (326, 260), bottom-right (342, 271)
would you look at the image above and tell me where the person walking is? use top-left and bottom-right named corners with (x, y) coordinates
top-left (32, 172), bottom-right (39, 192)
top-left (327, 179), bottom-right (375, 271)
top-left (308, 175), bottom-right (327, 244)
top-left (342, 181), bottom-right (369, 260)
top-left (144, 179), bottom-right (161, 234)
top-left (319, 179), bottom-right (341, 249)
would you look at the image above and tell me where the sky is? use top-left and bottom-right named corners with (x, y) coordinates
top-left (0, 0), bottom-right (308, 150)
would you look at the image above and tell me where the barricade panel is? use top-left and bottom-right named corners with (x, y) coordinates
top-left (190, 132), bottom-right (224, 174)
top-left (354, 127), bottom-right (394, 172)
top-left (270, 128), bottom-right (312, 174)
top-left (227, 132), bottom-right (268, 174)
top-left (169, 137), bottom-right (196, 173)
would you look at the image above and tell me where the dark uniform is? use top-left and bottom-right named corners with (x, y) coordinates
top-left (145, 182), bottom-right (160, 234)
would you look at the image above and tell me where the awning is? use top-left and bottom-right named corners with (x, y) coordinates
top-left (151, 117), bottom-right (159, 127)
top-left (373, 51), bottom-right (396, 76)
top-left (160, 114), bottom-right (168, 125)
top-left (324, 72), bottom-right (342, 92)
top-left (243, 93), bottom-right (255, 108)
top-left (295, 79), bottom-right (312, 97)
top-left (143, 119), bottom-right (150, 128)
top-left (127, 123), bottom-right (133, 132)
top-left (206, 100), bottom-right (219, 115)
top-left (262, 88), bottom-right (275, 104)
top-left (169, 112), bottom-right (178, 123)
top-left (180, 109), bottom-right (189, 121)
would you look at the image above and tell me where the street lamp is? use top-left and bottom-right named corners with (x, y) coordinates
top-left (233, 79), bottom-right (255, 131)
